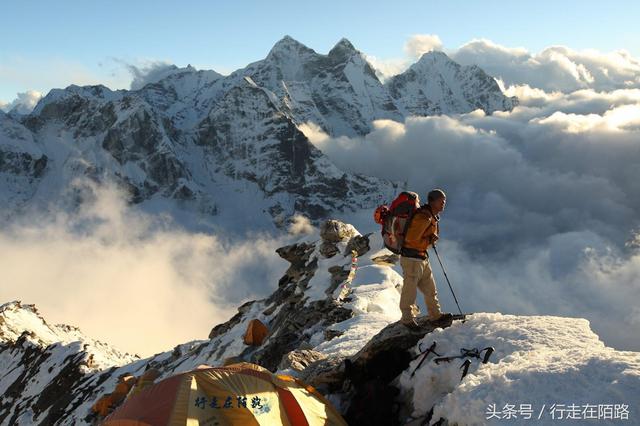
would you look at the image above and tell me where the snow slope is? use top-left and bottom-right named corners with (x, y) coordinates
top-left (1, 223), bottom-right (639, 424)
top-left (399, 313), bottom-right (639, 425)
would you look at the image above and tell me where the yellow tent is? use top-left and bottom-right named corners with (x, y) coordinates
top-left (102, 363), bottom-right (347, 426)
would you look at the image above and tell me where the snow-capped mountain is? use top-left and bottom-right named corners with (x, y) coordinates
top-left (386, 50), bottom-right (518, 116)
top-left (0, 36), bottom-right (515, 231)
top-left (1, 221), bottom-right (637, 425)
top-left (0, 301), bottom-right (139, 425)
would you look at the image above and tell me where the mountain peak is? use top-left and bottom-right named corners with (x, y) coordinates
top-left (267, 35), bottom-right (316, 58)
top-left (416, 50), bottom-right (452, 64)
top-left (328, 38), bottom-right (358, 57)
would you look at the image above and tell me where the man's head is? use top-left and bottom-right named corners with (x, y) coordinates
top-left (427, 189), bottom-right (446, 214)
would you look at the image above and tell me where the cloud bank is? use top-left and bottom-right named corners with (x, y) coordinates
top-left (451, 39), bottom-right (640, 92)
top-left (369, 35), bottom-right (640, 95)
top-left (303, 87), bottom-right (640, 351)
top-left (0, 182), bottom-right (287, 356)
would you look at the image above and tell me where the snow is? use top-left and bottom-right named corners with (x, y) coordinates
top-left (398, 312), bottom-right (640, 425)
top-left (2, 224), bottom-right (639, 424)
top-left (307, 235), bottom-right (404, 358)
top-left (0, 301), bottom-right (138, 369)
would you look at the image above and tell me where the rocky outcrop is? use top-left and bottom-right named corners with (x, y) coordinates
top-left (278, 349), bottom-right (327, 372)
top-left (299, 315), bottom-right (467, 425)
top-left (0, 220), bottom-right (405, 424)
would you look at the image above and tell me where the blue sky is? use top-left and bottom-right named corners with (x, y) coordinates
top-left (1, 0), bottom-right (639, 103)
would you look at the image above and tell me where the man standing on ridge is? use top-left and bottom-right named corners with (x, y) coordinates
top-left (399, 189), bottom-right (449, 329)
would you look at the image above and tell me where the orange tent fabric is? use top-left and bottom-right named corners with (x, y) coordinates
top-left (102, 363), bottom-right (347, 426)
top-left (92, 395), bottom-right (114, 417)
top-left (243, 319), bottom-right (269, 346)
top-left (91, 375), bottom-right (137, 416)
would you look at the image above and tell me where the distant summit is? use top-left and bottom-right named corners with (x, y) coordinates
top-left (1, 36), bottom-right (516, 231)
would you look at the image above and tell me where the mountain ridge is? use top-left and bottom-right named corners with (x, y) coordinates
top-left (1, 220), bottom-right (637, 425)
top-left (0, 36), bottom-right (516, 232)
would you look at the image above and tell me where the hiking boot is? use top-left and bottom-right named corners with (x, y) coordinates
top-left (401, 318), bottom-right (421, 330)
top-left (431, 313), bottom-right (454, 323)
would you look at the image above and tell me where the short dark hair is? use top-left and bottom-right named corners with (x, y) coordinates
top-left (427, 189), bottom-right (446, 203)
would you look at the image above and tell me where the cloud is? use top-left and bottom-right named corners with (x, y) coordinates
top-left (0, 181), bottom-right (287, 356)
top-left (363, 54), bottom-right (408, 82)
top-left (115, 60), bottom-right (178, 90)
top-left (451, 39), bottom-right (640, 92)
top-left (404, 34), bottom-right (444, 58)
top-left (304, 92), bottom-right (640, 351)
top-left (430, 235), bottom-right (640, 351)
top-left (366, 35), bottom-right (640, 93)
top-left (0, 56), bottom-right (132, 100)
top-left (0, 56), bottom-right (180, 106)
top-left (0, 90), bottom-right (43, 114)
top-left (288, 214), bottom-right (316, 236)
top-left (365, 34), bottom-right (444, 80)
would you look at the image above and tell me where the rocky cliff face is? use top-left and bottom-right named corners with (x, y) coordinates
top-left (0, 220), bottom-right (407, 424)
top-left (3, 220), bottom-right (638, 425)
top-left (0, 37), bottom-right (515, 230)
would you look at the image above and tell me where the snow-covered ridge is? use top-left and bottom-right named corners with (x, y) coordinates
top-left (2, 221), bottom-right (638, 425)
top-left (400, 313), bottom-right (640, 424)
top-left (0, 301), bottom-right (138, 369)
top-left (1, 36), bottom-right (515, 230)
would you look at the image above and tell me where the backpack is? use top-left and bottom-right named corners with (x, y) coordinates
top-left (374, 191), bottom-right (420, 254)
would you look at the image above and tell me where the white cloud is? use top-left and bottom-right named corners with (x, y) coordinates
top-left (288, 214), bottom-right (315, 236)
top-left (363, 54), bottom-right (409, 82)
top-left (364, 34), bottom-right (444, 80)
top-left (0, 56), bottom-right (180, 106)
top-left (0, 182), bottom-right (287, 356)
top-left (451, 39), bottom-right (640, 92)
top-left (404, 34), bottom-right (444, 58)
top-left (307, 93), bottom-right (640, 351)
top-left (533, 104), bottom-right (640, 132)
top-left (0, 90), bottom-right (43, 114)
top-left (114, 59), bottom-right (178, 90)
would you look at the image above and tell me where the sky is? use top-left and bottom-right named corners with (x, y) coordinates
top-left (1, 1), bottom-right (640, 356)
top-left (2, 0), bottom-right (640, 105)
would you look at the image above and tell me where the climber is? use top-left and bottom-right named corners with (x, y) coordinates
top-left (399, 189), bottom-right (450, 329)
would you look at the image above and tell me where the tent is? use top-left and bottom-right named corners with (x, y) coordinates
top-left (102, 363), bottom-right (347, 426)
top-left (243, 319), bottom-right (269, 346)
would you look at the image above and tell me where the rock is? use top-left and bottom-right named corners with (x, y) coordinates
top-left (344, 234), bottom-right (370, 257)
top-left (324, 329), bottom-right (344, 341)
top-left (320, 220), bottom-right (356, 243)
top-left (278, 349), bottom-right (327, 372)
top-left (276, 242), bottom-right (315, 265)
top-left (319, 241), bottom-right (339, 258)
top-left (299, 355), bottom-right (345, 391)
top-left (208, 301), bottom-right (255, 339)
top-left (372, 253), bottom-right (399, 266)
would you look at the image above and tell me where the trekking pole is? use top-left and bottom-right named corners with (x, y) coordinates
top-left (432, 245), bottom-right (463, 315)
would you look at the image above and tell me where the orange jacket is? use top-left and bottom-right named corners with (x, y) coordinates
top-left (401, 206), bottom-right (439, 259)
